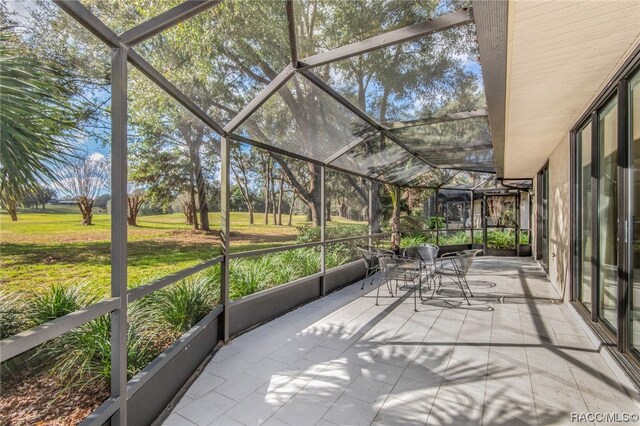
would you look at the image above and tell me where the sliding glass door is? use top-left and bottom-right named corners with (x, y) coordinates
top-left (577, 123), bottom-right (593, 311)
top-left (630, 73), bottom-right (640, 353)
top-left (599, 99), bottom-right (619, 330)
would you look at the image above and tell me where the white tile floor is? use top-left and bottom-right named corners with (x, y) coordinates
top-left (164, 257), bottom-right (640, 426)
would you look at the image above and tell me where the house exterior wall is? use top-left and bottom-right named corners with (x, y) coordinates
top-left (548, 139), bottom-right (571, 301)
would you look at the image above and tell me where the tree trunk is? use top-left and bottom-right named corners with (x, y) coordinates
top-left (127, 194), bottom-right (144, 226)
top-left (181, 199), bottom-right (195, 225)
top-left (371, 181), bottom-right (382, 233)
top-left (6, 200), bottom-right (18, 221)
top-left (390, 190), bottom-right (400, 250)
top-left (277, 177), bottom-right (284, 226)
top-left (77, 196), bottom-right (94, 225)
top-left (264, 160), bottom-right (271, 225)
top-left (288, 191), bottom-right (296, 226)
top-left (271, 167), bottom-right (277, 225)
top-left (325, 198), bottom-right (331, 222)
top-left (339, 199), bottom-right (348, 218)
top-left (190, 185), bottom-right (199, 230)
top-left (192, 149), bottom-right (210, 231)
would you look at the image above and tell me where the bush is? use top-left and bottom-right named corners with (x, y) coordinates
top-left (134, 272), bottom-right (220, 337)
top-left (28, 282), bottom-right (94, 326)
top-left (0, 290), bottom-right (27, 339)
top-left (439, 231), bottom-right (470, 245)
top-left (400, 233), bottom-right (436, 248)
top-left (296, 224), bottom-right (368, 244)
top-left (486, 230), bottom-right (516, 249)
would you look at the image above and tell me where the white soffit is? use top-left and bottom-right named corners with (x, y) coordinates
top-left (504, 0), bottom-right (640, 178)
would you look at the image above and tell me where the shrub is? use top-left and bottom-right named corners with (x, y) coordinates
top-left (38, 315), bottom-right (158, 394)
top-left (229, 257), bottom-right (275, 299)
top-left (28, 282), bottom-right (94, 326)
top-left (296, 224), bottom-right (368, 244)
top-left (134, 273), bottom-right (220, 337)
top-left (439, 231), bottom-right (470, 245)
top-left (486, 230), bottom-right (516, 249)
top-left (0, 290), bottom-right (27, 339)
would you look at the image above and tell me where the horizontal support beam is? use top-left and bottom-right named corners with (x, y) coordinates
top-left (128, 256), bottom-right (224, 302)
top-left (298, 8), bottom-right (473, 69)
top-left (224, 65), bottom-right (295, 133)
top-left (53, 0), bottom-right (122, 47)
top-left (128, 49), bottom-right (226, 135)
top-left (1, 297), bottom-right (120, 361)
top-left (384, 108), bottom-right (488, 129)
top-left (120, 0), bottom-right (222, 46)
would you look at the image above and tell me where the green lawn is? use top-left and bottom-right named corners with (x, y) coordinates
top-left (0, 206), bottom-right (365, 296)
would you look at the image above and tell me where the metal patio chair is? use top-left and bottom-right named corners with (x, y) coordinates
top-left (375, 254), bottom-right (421, 311)
top-left (429, 250), bottom-right (477, 305)
top-left (357, 246), bottom-right (394, 290)
top-left (403, 244), bottom-right (439, 300)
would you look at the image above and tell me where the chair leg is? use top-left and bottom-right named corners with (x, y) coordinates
top-left (376, 275), bottom-right (383, 305)
top-left (454, 276), bottom-right (471, 305)
top-left (462, 276), bottom-right (474, 297)
top-left (361, 270), bottom-right (370, 290)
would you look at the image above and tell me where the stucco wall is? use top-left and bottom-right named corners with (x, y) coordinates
top-left (532, 137), bottom-right (571, 301)
top-left (548, 138), bottom-right (571, 301)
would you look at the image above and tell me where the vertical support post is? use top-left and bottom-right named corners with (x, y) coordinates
top-left (368, 179), bottom-right (373, 249)
top-left (110, 46), bottom-right (128, 426)
top-left (617, 78), bottom-right (630, 351)
top-left (395, 186), bottom-right (401, 249)
top-left (220, 136), bottom-right (231, 342)
top-left (320, 165), bottom-right (326, 296)
top-left (470, 190), bottom-right (475, 246)
top-left (515, 191), bottom-right (521, 257)
top-left (482, 194), bottom-right (488, 255)
top-left (435, 189), bottom-right (439, 247)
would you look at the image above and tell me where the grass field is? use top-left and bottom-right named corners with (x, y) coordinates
top-left (0, 205), bottom-right (365, 296)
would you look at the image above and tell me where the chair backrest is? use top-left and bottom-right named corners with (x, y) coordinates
top-left (376, 254), bottom-right (396, 273)
top-left (456, 252), bottom-right (475, 277)
top-left (356, 247), bottom-right (375, 267)
top-left (416, 245), bottom-right (439, 266)
top-left (402, 246), bottom-right (420, 260)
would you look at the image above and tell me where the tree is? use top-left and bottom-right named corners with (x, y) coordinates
top-left (59, 154), bottom-right (109, 225)
top-left (0, 29), bottom-right (76, 221)
top-left (127, 189), bottom-right (145, 226)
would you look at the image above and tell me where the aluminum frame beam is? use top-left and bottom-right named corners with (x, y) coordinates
top-left (323, 132), bottom-right (377, 164)
top-left (224, 65), bottom-right (295, 133)
top-left (298, 9), bottom-right (473, 69)
top-left (120, 0), bottom-right (222, 46)
top-left (384, 109), bottom-right (488, 129)
top-left (0, 297), bottom-right (119, 361)
top-left (111, 45), bottom-right (129, 426)
top-left (128, 50), bottom-right (225, 135)
top-left (285, 0), bottom-right (298, 67)
top-left (53, 0), bottom-right (122, 47)
top-left (220, 136), bottom-right (231, 342)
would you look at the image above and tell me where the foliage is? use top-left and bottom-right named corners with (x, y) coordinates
top-left (439, 231), bottom-right (471, 245)
top-left (428, 216), bottom-right (446, 230)
top-left (486, 230), bottom-right (517, 250)
top-left (0, 29), bottom-right (77, 215)
top-left (28, 282), bottom-right (94, 326)
top-left (400, 233), bottom-right (436, 248)
top-left (296, 224), bottom-right (368, 244)
top-left (134, 272), bottom-right (220, 337)
top-left (0, 290), bottom-right (27, 339)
